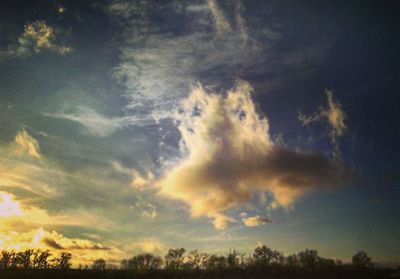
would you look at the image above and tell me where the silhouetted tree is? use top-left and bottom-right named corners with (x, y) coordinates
top-left (205, 255), bottom-right (227, 270)
top-left (124, 253), bottom-right (162, 270)
top-left (16, 249), bottom-right (34, 269)
top-left (272, 250), bottom-right (285, 265)
top-left (32, 250), bottom-right (51, 269)
top-left (0, 251), bottom-right (16, 269)
top-left (253, 245), bottom-right (274, 266)
top-left (239, 255), bottom-right (254, 268)
top-left (53, 252), bottom-right (72, 270)
top-left (186, 250), bottom-right (208, 270)
top-left (226, 249), bottom-right (241, 268)
top-left (317, 257), bottom-right (335, 269)
top-left (286, 254), bottom-right (299, 267)
top-left (298, 249), bottom-right (319, 270)
top-left (165, 248), bottom-right (186, 270)
top-left (352, 251), bottom-right (373, 269)
top-left (120, 259), bottom-right (128, 270)
top-left (92, 258), bottom-right (106, 270)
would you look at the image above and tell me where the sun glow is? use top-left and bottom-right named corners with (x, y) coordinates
top-left (0, 191), bottom-right (24, 217)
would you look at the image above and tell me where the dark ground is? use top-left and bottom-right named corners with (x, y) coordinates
top-left (0, 268), bottom-right (399, 279)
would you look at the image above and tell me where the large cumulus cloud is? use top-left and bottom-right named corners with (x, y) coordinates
top-left (158, 81), bottom-right (351, 230)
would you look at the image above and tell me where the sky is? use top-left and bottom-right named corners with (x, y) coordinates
top-left (0, 0), bottom-right (399, 267)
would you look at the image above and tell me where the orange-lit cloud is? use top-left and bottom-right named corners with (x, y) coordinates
top-left (242, 215), bottom-right (274, 227)
top-left (1, 21), bottom-right (71, 59)
top-left (158, 81), bottom-right (351, 229)
top-left (17, 21), bottom-right (70, 55)
top-left (14, 129), bottom-right (41, 158)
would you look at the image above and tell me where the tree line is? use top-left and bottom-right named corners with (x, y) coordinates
top-left (0, 250), bottom-right (72, 269)
top-left (0, 245), bottom-right (374, 271)
top-left (118, 247), bottom-right (374, 271)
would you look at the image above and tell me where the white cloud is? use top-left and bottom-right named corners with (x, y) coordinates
top-left (242, 215), bottom-right (274, 227)
top-left (158, 81), bottom-right (351, 230)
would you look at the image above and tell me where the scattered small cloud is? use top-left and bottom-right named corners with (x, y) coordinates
top-left (1, 21), bottom-right (71, 59)
top-left (132, 170), bottom-right (155, 189)
top-left (298, 90), bottom-right (347, 157)
top-left (211, 213), bottom-right (236, 231)
top-left (134, 200), bottom-right (157, 219)
top-left (14, 129), bottom-right (41, 159)
top-left (242, 215), bottom-right (274, 227)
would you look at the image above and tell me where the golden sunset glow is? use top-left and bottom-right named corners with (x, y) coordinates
top-left (0, 192), bottom-right (23, 217)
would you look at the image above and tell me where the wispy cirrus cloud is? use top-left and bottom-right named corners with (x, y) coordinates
top-left (107, 0), bottom-right (265, 123)
top-left (206, 0), bottom-right (232, 37)
top-left (44, 106), bottom-right (154, 137)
